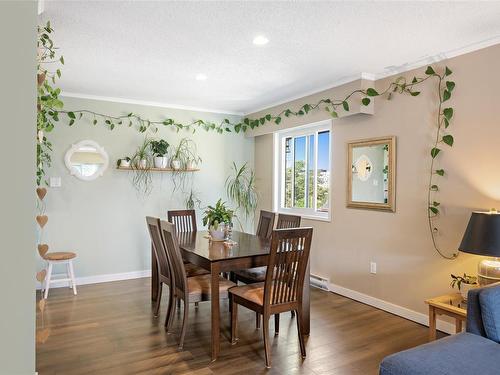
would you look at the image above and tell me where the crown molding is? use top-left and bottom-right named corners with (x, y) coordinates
top-left (61, 91), bottom-right (244, 116)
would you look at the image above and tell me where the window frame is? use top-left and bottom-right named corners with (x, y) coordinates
top-left (273, 120), bottom-right (332, 222)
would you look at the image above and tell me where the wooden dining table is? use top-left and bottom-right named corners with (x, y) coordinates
top-left (151, 230), bottom-right (310, 362)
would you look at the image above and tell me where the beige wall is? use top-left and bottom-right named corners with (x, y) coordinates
top-left (251, 44), bottom-right (500, 316)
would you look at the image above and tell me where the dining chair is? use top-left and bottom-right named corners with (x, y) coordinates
top-left (167, 209), bottom-right (197, 233)
top-left (229, 227), bottom-right (313, 368)
top-left (146, 217), bottom-right (208, 319)
top-left (256, 210), bottom-right (276, 239)
top-left (159, 220), bottom-right (236, 349)
top-left (233, 212), bottom-right (301, 327)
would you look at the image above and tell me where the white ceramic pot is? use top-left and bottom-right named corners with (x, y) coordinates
top-left (154, 156), bottom-right (168, 169)
top-left (209, 225), bottom-right (226, 241)
top-left (139, 159), bottom-right (148, 169)
top-left (460, 283), bottom-right (476, 300)
top-left (171, 159), bottom-right (181, 170)
top-left (119, 159), bottom-right (131, 168)
top-left (186, 160), bottom-right (196, 170)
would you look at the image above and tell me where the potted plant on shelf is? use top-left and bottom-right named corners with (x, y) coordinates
top-left (170, 138), bottom-right (201, 170)
top-left (451, 273), bottom-right (478, 300)
top-left (132, 138), bottom-right (152, 169)
top-left (202, 199), bottom-right (233, 241)
top-left (150, 139), bottom-right (169, 169)
top-left (117, 157), bottom-right (131, 168)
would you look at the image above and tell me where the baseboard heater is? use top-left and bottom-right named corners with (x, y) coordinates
top-left (310, 274), bottom-right (330, 291)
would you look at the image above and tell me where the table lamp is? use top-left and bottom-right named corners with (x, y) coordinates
top-left (459, 209), bottom-right (500, 285)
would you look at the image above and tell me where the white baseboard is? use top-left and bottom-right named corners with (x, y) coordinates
top-left (36, 269), bottom-right (151, 290)
top-left (328, 282), bottom-right (457, 335)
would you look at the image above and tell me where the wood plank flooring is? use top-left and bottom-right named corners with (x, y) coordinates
top-left (36, 278), bottom-right (432, 374)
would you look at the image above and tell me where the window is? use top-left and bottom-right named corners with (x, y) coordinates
top-left (274, 120), bottom-right (331, 221)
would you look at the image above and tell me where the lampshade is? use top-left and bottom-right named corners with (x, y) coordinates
top-left (459, 211), bottom-right (500, 257)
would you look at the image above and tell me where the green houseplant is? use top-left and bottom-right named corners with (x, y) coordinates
top-left (185, 189), bottom-right (202, 210)
top-left (225, 162), bottom-right (258, 230)
top-left (170, 138), bottom-right (201, 170)
top-left (202, 199), bottom-right (233, 240)
top-left (150, 139), bottom-right (169, 169)
top-left (117, 156), bottom-right (131, 168)
top-left (130, 138), bottom-right (153, 195)
top-left (450, 273), bottom-right (478, 300)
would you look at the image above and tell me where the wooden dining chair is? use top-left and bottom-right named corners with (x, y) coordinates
top-left (167, 209), bottom-right (197, 233)
top-left (229, 227), bottom-right (313, 368)
top-left (159, 220), bottom-right (236, 349)
top-left (256, 210), bottom-right (276, 239)
top-left (146, 217), bottom-right (208, 319)
top-left (233, 212), bottom-right (301, 326)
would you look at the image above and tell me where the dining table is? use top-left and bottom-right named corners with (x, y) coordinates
top-left (151, 230), bottom-right (310, 362)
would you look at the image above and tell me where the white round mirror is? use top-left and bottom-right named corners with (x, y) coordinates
top-left (64, 140), bottom-right (109, 181)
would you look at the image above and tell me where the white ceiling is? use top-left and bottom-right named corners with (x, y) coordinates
top-left (43, 1), bottom-right (500, 115)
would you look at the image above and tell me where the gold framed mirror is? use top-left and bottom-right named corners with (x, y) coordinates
top-left (347, 136), bottom-right (396, 212)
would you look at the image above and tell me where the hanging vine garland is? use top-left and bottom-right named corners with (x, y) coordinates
top-left (37, 22), bottom-right (456, 259)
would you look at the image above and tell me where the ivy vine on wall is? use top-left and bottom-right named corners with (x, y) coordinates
top-left (37, 22), bottom-right (457, 259)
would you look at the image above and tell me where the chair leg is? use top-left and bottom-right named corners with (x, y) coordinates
top-left (178, 299), bottom-right (189, 350)
top-left (255, 312), bottom-right (260, 329)
top-left (296, 309), bottom-right (306, 358)
top-left (66, 262), bottom-right (72, 289)
top-left (44, 262), bottom-right (53, 299)
top-left (291, 310), bottom-right (295, 318)
top-left (274, 314), bottom-right (280, 336)
top-left (165, 287), bottom-right (174, 332)
top-left (154, 282), bottom-right (162, 317)
top-left (68, 260), bottom-right (77, 295)
top-left (231, 299), bottom-right (238, 344)
top-left (166, 295), bottom-right (177, 332)
top-left (263, 314), bottom-right (271, 368)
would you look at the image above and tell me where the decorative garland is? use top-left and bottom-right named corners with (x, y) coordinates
top-left (37, 22), bottom-right (456, 259)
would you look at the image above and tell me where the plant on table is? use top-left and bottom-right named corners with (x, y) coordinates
top-left (150, 139), bottom-right (169, 168)
top-left (451, 273), bottom-right (478, 300)
top-left (202, 199), bottom-right (234, 240)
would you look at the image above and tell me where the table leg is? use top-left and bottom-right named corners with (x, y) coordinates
top-left (210, 262), bottom-right (220, 362)
top-left (151, 242), bottom-right (159, 302)
top-left (456, 318), bottom-right (463, 333)
top-left (428, 306), bottom-right (437, 341)
top-left (302, 259), bottom-right (310, 335)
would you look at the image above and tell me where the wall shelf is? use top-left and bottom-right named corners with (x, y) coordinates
top-left (116, 166), bottom-right (200, 172)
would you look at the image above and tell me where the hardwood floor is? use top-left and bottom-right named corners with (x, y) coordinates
top-left (36, 278), bottom-right (432, 374)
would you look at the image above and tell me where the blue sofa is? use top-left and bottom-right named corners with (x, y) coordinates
top-left (379, 285), bottom-right (500, 375)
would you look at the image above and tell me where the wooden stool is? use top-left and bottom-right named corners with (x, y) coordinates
top-left (43, 252), bottom-right (77, 299)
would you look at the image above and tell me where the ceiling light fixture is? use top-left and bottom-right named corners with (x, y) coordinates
top-left (195, 73), bottom-right (207, 81)
top-left (253, 35), bottom-right (269, 46)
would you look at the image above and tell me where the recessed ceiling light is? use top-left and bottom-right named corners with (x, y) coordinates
top-left (253, 35), bottom-right (269, 46)
top-left (195, 73), bottom-right (207, 81)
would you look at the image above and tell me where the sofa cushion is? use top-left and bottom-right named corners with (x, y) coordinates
top-left (379, 332), bottom-right (500, 375)
top-left (479, 285), bottom-right (500, 343)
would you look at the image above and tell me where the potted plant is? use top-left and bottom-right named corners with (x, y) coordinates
top-left (117, 157), bottom-right (131, 168)
top-left (150, 139), bottom-right (169, 169)
top-left (132, 138), bottom-right (152, 169)
top-left (225, 162), bottom-right (258, 230)
top-left (170, 138), bottom-right (201, 170)
top-left (202, 199), bottom-right (233, 241)
top-left (451, 273), bottom-right (478, 300)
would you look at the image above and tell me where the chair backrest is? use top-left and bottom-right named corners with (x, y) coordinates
top-left (264, 227), bottom-right (313, 308)
top-left (146, 216), bottom-right (171, 280)
top-left (159, 220), bottom-right (188, 295)
top-left (167, 209), bottom-right (197, 232)
top-left (276, 213), bottom-right (301, 229)
top-left (256, 210), bottom-right (276, 239)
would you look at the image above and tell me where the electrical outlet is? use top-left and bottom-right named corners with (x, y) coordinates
top-left (370, 262), bottom-right (377, 274)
